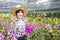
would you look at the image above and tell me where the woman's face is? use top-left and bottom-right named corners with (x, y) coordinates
top-left (17, 11), bottom-right (24, 19)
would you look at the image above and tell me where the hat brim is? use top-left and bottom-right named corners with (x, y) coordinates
top-left (11, 6), bottom-right (28, 16)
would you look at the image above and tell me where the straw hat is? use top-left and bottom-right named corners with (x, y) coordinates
top-left (11, 5), bottom-right (28, 16)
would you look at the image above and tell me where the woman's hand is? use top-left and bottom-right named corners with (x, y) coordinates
top-left (10, 17), bottom-right (16, 24)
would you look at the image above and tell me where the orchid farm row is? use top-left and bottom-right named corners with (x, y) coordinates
top-left (0, 14), bottom-right (60, 40)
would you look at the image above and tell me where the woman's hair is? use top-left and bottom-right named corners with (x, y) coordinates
top-left (15, 9), bottom-right (24, 16)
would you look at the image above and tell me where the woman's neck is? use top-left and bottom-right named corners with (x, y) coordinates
top-left (18, 18), bottom-right (23, 21)
top-left (19, 19), bottom-right (23, 21)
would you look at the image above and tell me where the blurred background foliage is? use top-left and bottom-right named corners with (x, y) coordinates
top-left (0, 13), bottom-right (60, 40)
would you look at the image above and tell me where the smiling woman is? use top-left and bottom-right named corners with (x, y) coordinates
top-left (11, 5), bottom-right (28, 40)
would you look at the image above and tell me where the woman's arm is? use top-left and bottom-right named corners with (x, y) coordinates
top-left (10, 18), bottom-right (16, 32)
top-left (11, 22), bottom-right (16, 31)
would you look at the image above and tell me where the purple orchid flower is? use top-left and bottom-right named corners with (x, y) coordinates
top-left (6, 26), bottom-right (11, 32)
top-left (9, 32), bottom-right (16, 40)
top-left (54, 24), bottom-right (60, 32)
top-left (25, 22), bottom-right (35, 35)
top-left (0, 33), bottom-right (4, 40)
top-left (36, 22), bottom-right (43, 29)
top-left (47, 24), bottom-right (52, 30)
top-left (54, 24), bottom-right (60, 28)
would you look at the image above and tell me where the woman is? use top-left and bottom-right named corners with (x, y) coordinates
top-left (11, 5), bottom-right (28, 40)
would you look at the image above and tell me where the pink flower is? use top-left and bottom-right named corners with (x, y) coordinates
top-left (46, 24), bottom-right (52, 30)
top-left (6, 26), bottom-right (11, 32)
top-left (25, 22), bottom-right (35, 35)
top-left (9, 32), bottom-right (16, 40)
top-left (1, 21), bottom-right (8, 25)
top-left (54, 24), bottom-right (60, 28)
top-left (36, 22), bottom-right (43, 29)
top-left (0, 33), bottom-right (4, 40)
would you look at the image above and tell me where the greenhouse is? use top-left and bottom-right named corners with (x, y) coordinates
top-left (0, 0), bottom-right (60, 13)
top-left (0, 0), bottom-right (60, 40)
